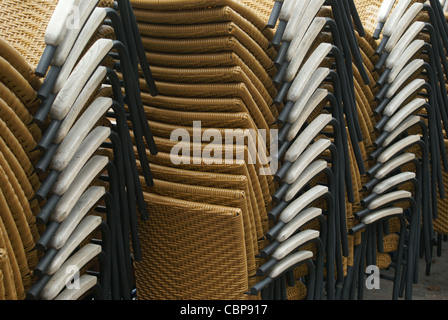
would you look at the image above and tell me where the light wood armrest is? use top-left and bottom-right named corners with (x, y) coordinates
top-left (44, 0), bottom-right (80, 46)
top-left (285, 160), bottom-right (328, 202)
top-left (272, 230), bottom-right (320, 260)
top-left (384, 98), bottom-right (426, 132)
top-left (383, 79), bottom-right (426, 117)
top-left (268, 250), bottom-right (313, 279)
top-left (373, 172), bottom-right (416, 195)
top-left (54, 275), bottom-right (97, 300)
top-left (375, 153), bottom-right (416, 180)
top-left (276, 207), bottom-right (323, 242)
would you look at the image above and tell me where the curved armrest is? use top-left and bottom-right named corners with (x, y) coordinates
top-left (376, 0), bottom-right (396, 26)
top-left (375, 152), bottom-right (416, 180)
top-left (363, 207), bottom-right (404, 225)
top-left (54, 275), bottom-right (97, 301)
top-left (40, 243), bottom-right (102, 300)
top-left (46, 215), bottom-right (102, 276)
top-left (51, 0), bottom-right (99, 67)
top-left (272, 230), bottom-right (320, 261)
top-left (287, 88), bottom-right (328, 142)
top-left (284, 0), bottom-right (324, 51)
top-left (368, 190), bottom-right (413, 211)
top-left (382, 115), bottom-right (421, 147)
top-left (51, 38), bottom-right (114, 121)
top-left (268, 250), bottom-right (313, 279)
top-left (387, 39), bottom-right (425, 83)
top-left (50, 186), bottom-right (106, 250)
top-left (53, 8), bottom-right (108, 93)
top-left (50, 155), bottom-right (109, 223)
top-left (376, 134), bottom-right (421, 164)
top-left (276, 207), bottom-right (323, 242)
top-left (386, 58), bottom-right (424, 98)
top-left (373, 172), bottom-right (416, 196)
top-left (286, 42), bottom-right (332, 100)
top-left (384, 3), bottom-right (424, 53)
top-left (282, 0), bottom-right (310, 42)
top-left (52, 126), bottom-right (111, 195)
top-left (384, 98), bottom-right (426, 132)
top-left (287, 68), bottom-right (330, 125)
top-left (44, 0), bottom-right (80, 46)
top-left (385, 23), bottom-right (425, 71)
top-left (383, 79), bottom-right (426, 117)
top-left (285, 113), bottom-right (333, 162)
top-left (383, 0), bottom-right (412, 37)
top-left (51, 97), bottom-right (113, 172)
top-left (278, 0), bottom-right (297, 21)
top-left (54, 67), bottom-right (107, 144)
top-left (285, 160), bottom-right (328, 202)
top-left (280, 185), bottom-right (329, 223)
top-left (283, 139), bottom-right (331, 184)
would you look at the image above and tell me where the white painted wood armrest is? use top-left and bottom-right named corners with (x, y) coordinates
top-left (268, 250), bottom-right (313, 279)
top-left (51, 96), bottom-right (113, 172)
top-left (52, 126), bottom-right (111, 196)
top-left (377, 134), bottom-right (421, 164)
top-left (383, 79), bottom-right (426, 117)
top-left (287, 88), bottom-right (328, 142)
top-left (282, 0), bottom-right (310, 42)
top-left (376, 0), bottom-right (396, 25)
top-left (287, 68), bottom-right (330, 125)
top-left (286, 42), bottom-right (332, 100)
top-left (44, 0), bottom-right (80, 46)
top-left (384, 98), bottom-right (426, 132)
top-left (373, 172), bottom-right (416, 195)
top-left (383, 0), bottom-right (412, 37)
top-left (54, 67), bottom-right (107, 144)
top-left (368, 190), bottom-right (413, 211)
top-left (386, 58), bottom-right (424, 98)
top-left (384, 3), bottom-right (424, 53)
top-left (272, 230), bottom-right (320, 261)
top-left (276, 207), bottom-right (323, 242)
top-left (285, 113), bottom-right (333, 163)
top-left (363, 207), bottom-right (404, 226)
top-left (383, 115), bottom-right (421, 146)
top-left (54, 275), bottom-right (97, 301)
top-left (375, 153), bottom-right (416, 180)
top-left (284, 0), bottom-right (323, 46)
top-left (50, 155), bottom-right (109, 223)
top-left (285, 160), bottom-right (328, 202)
top-left (50, 186), bottom-right (106, 250)
top-left (278, 0), bottom-right (297, 21)
top-left (387, 39), bottom-right (425, 83)
top-left (280, 185), bottom-right (329, 224)
top-left (51, 38), bottom-right (114, 121)
top-left (46, 215), bottom-right (102, 276)
top-left (40, 243), bottom-right (102, 300)
top-left (52, 0), bottom-right (99, 67)
top-left (53, 8), bottom-right (108, 93)
top-left (385, 22), bottom-right (425, 71)
top-left (284, 139), bottom-right (331, 184)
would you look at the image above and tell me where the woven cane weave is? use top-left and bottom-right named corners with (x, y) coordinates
top-left (435, 140), bottom-right (448, 235)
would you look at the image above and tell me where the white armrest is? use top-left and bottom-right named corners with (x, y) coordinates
top-left (285, 113), bottom-right (333, 163)
top-left (376, 0), bottom-right (396, 25)
top-left (387, 39), bottom-right (425, 83)
top-left (51, 38), bottom-right (114, 121)
top-left (382, 115), bottom-right (421, 146)
top-left (268, 250), bottom-right (313, 279)
top-left (282, 0), bottom-right (310, 42)
top-left (286, 88), bottom-right (328, 142)
top-left (283, 139), bottom-right (332, 184)
top-left (52, 0), bottom-right (99, 67)
top-left (377, 134), bottom-right (421, 164)
top-left (276, 207), bottom-right (323, 242)
top-left (50, 186), bottom-right (106, 250)
top-left (279, 0), bottom-right (297, 21)
top-left (384, 3), bottom-right (424, 53)
top-left (272, 230), bottom-right (320, 261)
top-left (363, 207), bottom-right (404, 225)
top-left (286, 42), bottom-right (332, 100)
top-left (386, 58), bottom-right (424, 98)
top-left (285, 160), bottom-right (328, 202)
top-left (383, 79), bottom-right (426, 117)
top-left (287, 68), bottom-right (330, 125)
top-left (54, 66), bottom-right (107, 144)
top-left (52, 126), bottom-right (111, 196)
top-left (373, 172), bottom-right (416, 195)
top-left (40, 244), bottom-right (102, 300)
top-left (53, 8), bottom-right (108, 93)
top-left (46, 215), bottom-right (102, 276)
top-left (384, 98), bottom-right (426, 131)
top-left (280, 185), bottom-right (329, 223)
top-left (54, 275), bottom-right (97, 300)
top-left (51, 97), bottom-right (113, 172)
top-left (375, 153), bottom-right (416, 180)
top-left (44, 0), bottom-right (80, 46)
top-left (368, 190), bottom-right (413, 211)
top-left (50, 156), bottom-right (109, 223)
top-left (383, 0), bottom-right (412, 37)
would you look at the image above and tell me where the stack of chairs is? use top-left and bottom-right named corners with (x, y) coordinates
top-left (0, 0), bottom-right (157, 300)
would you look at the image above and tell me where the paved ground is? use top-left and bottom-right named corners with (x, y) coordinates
top-left (362, 238), bottom-right (448, 300)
